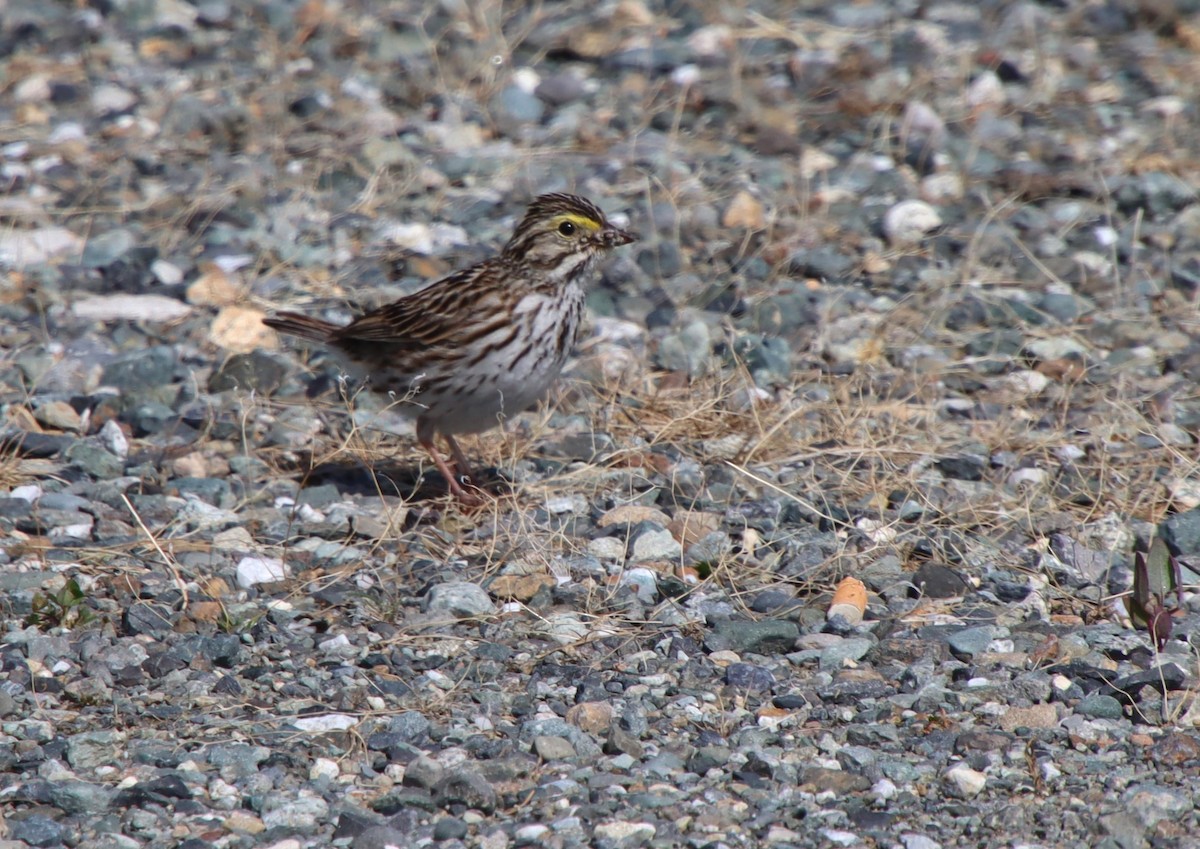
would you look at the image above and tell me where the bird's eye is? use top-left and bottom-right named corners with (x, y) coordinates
top-left (557, 221), bottom-right (576, 236)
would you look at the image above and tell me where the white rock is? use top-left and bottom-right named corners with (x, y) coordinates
top-left (236, 556), bottom-right (290, 587)
top-left (902, 834), bottom-right (943, 849)
top-left (211, 527), bottom-right (254, 550)
top-left (212, 254), bottom-right (255, 273)
top-left (309, 758), bottom-right (340, 781)
top-left (1001, 369), bottom-right (1050, 397)
top-left (671, 63), bottom-right (701, 87)
top-left (799, 147), bottom-right (838, 178)
top-left (1167, 477), bottom-right (1200, 509)
top-left (318, 634), bottom-right (355, 657)
top-left (515, 824), bottom-right (551, 843)
top-left (920, 172), bottom-right (964, 202)
top-left (966, 71), bottom-right (1005, 109)
top-left (618, 567), bottom-right (659, 602)
top-left (72, 294), bottom-right (192, 323)
top-left (587, 536), bottom-right (626, 561)
top-left (151, 259), bottom-right (185, 285)
top-left (92, 84), bottom-right (138, 115)
top-left (628, 529), bottom-right (682, 562)
top-left (1054, 444), bottom-right (1086, 462)
top-left (291, 713), bottom-right (357, 733)
top-left (99, 419), bottom-right (129, 459)
top-left (594, 822), bottom-right (656, 844)
top-left (543, 612), bottom-right (590, 645)
top-left (14, 76), bottom-right (51, 103)
top-left (687, 24), bottom-right (731, 58)
top-left (944, 762), bottom-right (987, 798)
top-left (903, 100), bottom-right (947, 145)
top-left (49, 522), bottom-right (93, 541)
top-left (11, 485), bottom-right (42, 502)
top-left (545, 494), bottom-right (587, 514)
top-left (0, 227), bottom-right (83, 267)
top-left (883, 200), bottom-right (942, 246)
top-left (47, 123), bottom-right (87, 146)
top-left (1007, 467), bottom-right (1046, 487)
top-left (872, 778), bottom-right (898, 802)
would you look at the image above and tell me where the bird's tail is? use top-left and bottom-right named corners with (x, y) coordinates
top-left (263, 312), bottom-right (339, 342)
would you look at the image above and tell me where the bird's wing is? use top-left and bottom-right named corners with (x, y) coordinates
top-left (331, 263), bottom-right (500, 348)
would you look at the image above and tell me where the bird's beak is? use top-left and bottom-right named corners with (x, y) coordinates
top-left (601, 226), bottom-right (637, 247)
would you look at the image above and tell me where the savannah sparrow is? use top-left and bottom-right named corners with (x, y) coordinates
top-left (264, 193), bottom-right (636, 500)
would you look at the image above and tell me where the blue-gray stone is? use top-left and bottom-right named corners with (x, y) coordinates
top-left (1076, 694), bottom-right (1123, 720)
top-left (947, 625), bottom-right (995, 659)
top-left (101, 346), bottom-right (177, 391)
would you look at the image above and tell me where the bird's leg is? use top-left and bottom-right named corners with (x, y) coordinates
top-left (443, 434), bottom-right (476, 485)
top-left (416, 418), bottom-right (481, 502)
top-left (419, 437), bottom-right (474, 502)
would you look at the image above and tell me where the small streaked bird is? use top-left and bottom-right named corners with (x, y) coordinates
top-left (264, 193), bottom-right (636, 501)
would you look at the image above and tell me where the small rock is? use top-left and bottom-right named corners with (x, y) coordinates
top-left (488, 573), bottom-right (555, 602)
top-left (434, 769), bottom-right (497, 813)
top-left (884, 200), bottom-right (942, 246)
top-left (211, 306), bottom-right (277, 353)
top-left (534, 735), bottom-right (577, 761)
top-left (543, 612), bottom-right (590, 645)
top-left (1122, 783), bottom-right (1193, 828)
top-left (706, 619), bottom-right (799, 654)
top-left (628, 528), bottom-right (682, 562)
top-left (947, 625), bottom-right (996, 659)
top-left (492, 85), bottom-right (545, 126)
top-left (425, 581), bottom-right (497, 618)
top-left (598, 505), bottom-right (672, 529)
top-left (912, 562), bottom-right (967, 598)
top-left (725, 662), bottom-right (775, 691)
top-left (72, 294), bottom-right (192, 323)
top-left (99, 419), bottom-right (129, 459)
top-left (618, 567), bottom-right (659, 601)
top-left (100, 345), bottom-right (177, 391)
top-left (236, 556), bottom-right (290, 588)
top-left (67, 730), bottom-right (126, 770)
top-left (1075, 694), bottom-right (1123, 720)
top-left (722, 190), bottom-right (765, 230)
top-left (943, 763), bottom-right (986, 798)
top-left (261, 791), bottom-right (328, 828)
top-left (81, 228), bottom-right (137, 267)
top-left (92, 83), bottom-right (138, 115)
top-left (65, 442), bottom-right (124, 479)
top-left (0, 226), bottom-right (83, 266)
top-left (292, 714), bottom-right (357, 733)
top-left (593, 821), bottom-right (656, 849)
top-left (34, 400), bottom-right (82, 431)
top-left (8, 814), bottom-right (67, 847)
top-left (587, 536), bottom-right (626, 560)
top-left (566, 702), bottom-right (614, 735)
top-left (209, 349), bottom-right (289, 393)
top-left (187, 265), bottom-right (242, 306)
top-left (998, 704), bottom-right (1058, 732)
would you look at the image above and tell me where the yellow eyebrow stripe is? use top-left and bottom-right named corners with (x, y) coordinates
top-left (553, 213), bottom-right (601, 233)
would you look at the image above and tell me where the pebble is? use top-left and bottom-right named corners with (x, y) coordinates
top-left (0, 226), bottom-right (84, 265)
top-left (425, 582), bottom-right (497, 617)
top-left (943, 763), bottom-right (987, 798)
top-left (71, 294), bottom-right (193, 323)
top-left (235, 556), bottom-right (290, 587)
top-left (627, 528), bottom-right (682, 562)
top-left (883, 200), bottom-right (942, 246)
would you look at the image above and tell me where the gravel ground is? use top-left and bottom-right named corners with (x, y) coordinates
top-left (3, 1), bottom-right (1200, 847)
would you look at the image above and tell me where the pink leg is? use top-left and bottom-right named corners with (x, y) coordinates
top-left (444, 434), bottom-right (475, 484)
top-left (416, 417), bottom-right (478, 502)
